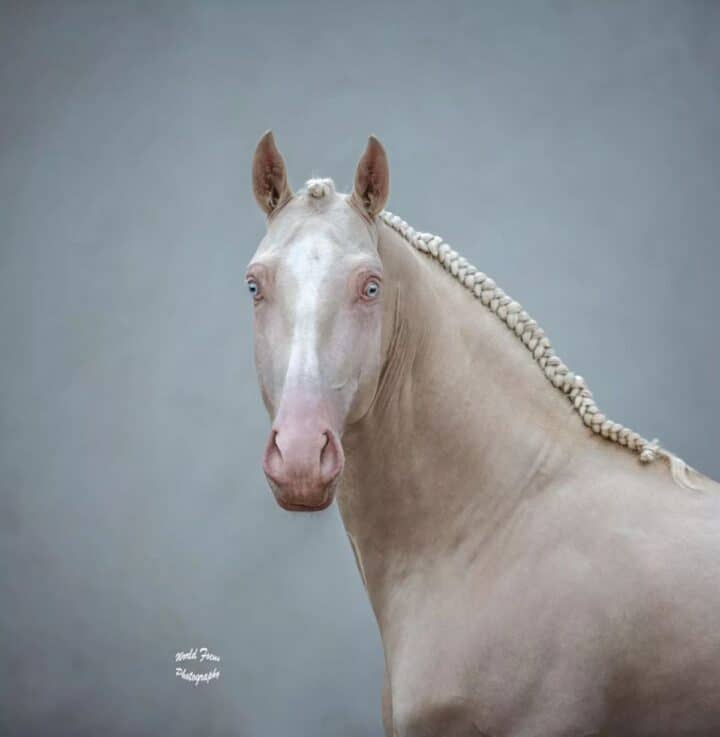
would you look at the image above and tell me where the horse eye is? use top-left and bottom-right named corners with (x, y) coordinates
top-left (363, 280), bottom-right (380, 299)
top-left (246, 279), bottom-right (260, 299)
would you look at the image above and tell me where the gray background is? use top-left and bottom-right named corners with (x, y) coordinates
top-left (1, 1), bottom-right (718, 735)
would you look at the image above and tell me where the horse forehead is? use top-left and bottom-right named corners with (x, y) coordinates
top-left (271, 214), bottom-right (374, 282)
top-left (284, 234), bottom-right (340, 286)
top-left (264, 192), bottom-right (374, 254)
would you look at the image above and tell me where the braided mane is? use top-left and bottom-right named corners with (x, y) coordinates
top-left (379, 210), bottom-right (698, 488)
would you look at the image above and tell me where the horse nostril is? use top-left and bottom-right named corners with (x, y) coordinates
top-left (319, 431), bottom-right (344, 483)
top-left (270, 429), bottom-right (282, 459)
top-left (262, 429), bottom-right (284, 482)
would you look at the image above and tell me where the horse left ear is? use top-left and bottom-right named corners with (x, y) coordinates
top-left (352, 135), bottom-right (389, 218)
top-left (252, 130), bottom-right (292, 216)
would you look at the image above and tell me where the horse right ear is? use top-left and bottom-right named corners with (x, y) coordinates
top-left (352, 135), bottom-right (390, 219)
top-left (252, 130), bottom-right (292, 216)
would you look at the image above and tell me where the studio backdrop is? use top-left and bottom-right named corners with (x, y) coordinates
top-left (1, 2), bottom-right (718, 736)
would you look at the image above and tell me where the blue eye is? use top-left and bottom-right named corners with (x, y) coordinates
top-left (363, 280), bottom-right (380, 299)
top-left (246, 279), bottom-right (260, 299)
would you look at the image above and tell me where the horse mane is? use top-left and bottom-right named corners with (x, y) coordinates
top-left (379, 210), bottom-right (700, 491)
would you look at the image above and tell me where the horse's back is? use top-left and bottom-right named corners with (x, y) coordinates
top-left (574, 459), bottom-right (720, 733)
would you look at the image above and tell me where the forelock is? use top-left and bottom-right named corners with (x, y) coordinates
top-left (303, 178), bottom-right (336, 200)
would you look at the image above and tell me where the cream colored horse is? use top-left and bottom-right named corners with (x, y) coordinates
top-left (246, 131), bottom-right (720, 737)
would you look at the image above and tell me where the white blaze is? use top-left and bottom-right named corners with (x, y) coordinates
top-left (283, 236), bottom-right (336, 391)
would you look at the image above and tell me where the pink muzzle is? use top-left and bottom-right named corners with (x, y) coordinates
top-left (262, 395), bottom-right (344, 511)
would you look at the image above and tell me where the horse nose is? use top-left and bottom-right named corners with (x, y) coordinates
top-left (262, 424), bottom-right (344, 511)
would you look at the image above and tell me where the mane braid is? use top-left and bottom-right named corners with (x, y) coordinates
top-left (380, 210), bottom-right (694, 479)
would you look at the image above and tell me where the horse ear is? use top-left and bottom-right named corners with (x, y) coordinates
top-left (252, 130), bottom-right (292, 216)
top-left (352, 135), bottom-right (389, 218)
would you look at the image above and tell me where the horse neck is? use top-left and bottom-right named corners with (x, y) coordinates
top-left (338, 220), bottom-right (602, 614)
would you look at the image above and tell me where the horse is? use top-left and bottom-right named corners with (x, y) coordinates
top-left (245, 131), bottom-right (720, 736)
